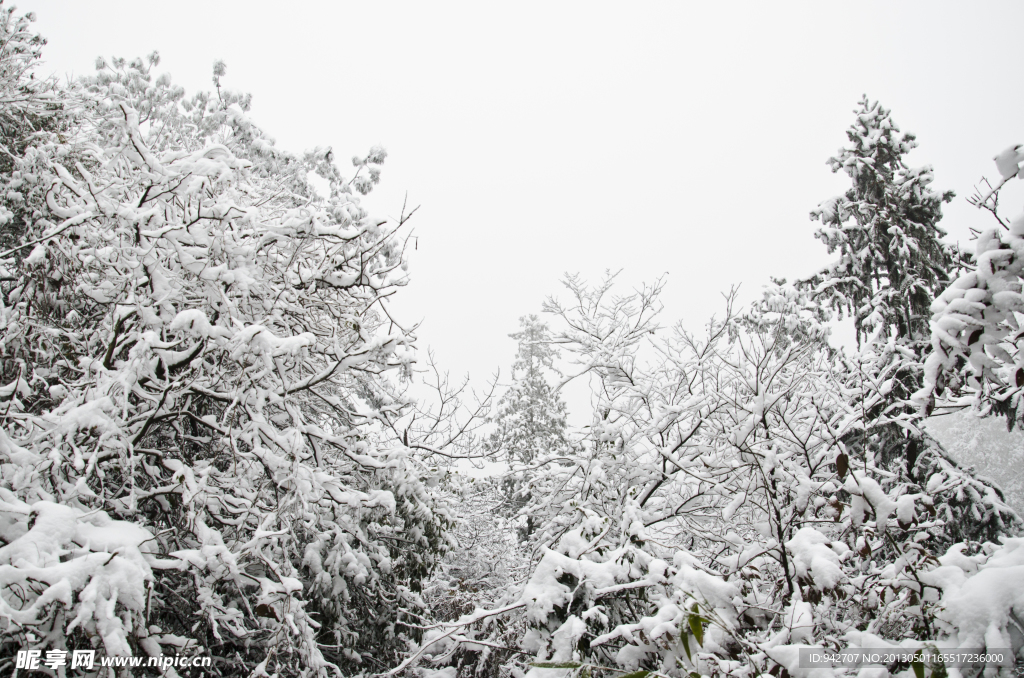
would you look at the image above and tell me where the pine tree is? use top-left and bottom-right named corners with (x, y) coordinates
top-left (485, 315), bottom-right (569, 465)
top-left (801, 97), bottom-right (1018, 545)
top-left (483, 315), bottom-right (570, 546)
top-left (800, 96), bottom-right (958, 433)
top-left (803, 95), bottom-right (958, 352)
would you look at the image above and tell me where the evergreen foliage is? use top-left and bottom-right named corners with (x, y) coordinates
top-left (799, 98), bottom-right (1014, 546)
top-left (485, 315), bottom-right (569, 466)
top-left (803, 96), bottom-right (958, 350)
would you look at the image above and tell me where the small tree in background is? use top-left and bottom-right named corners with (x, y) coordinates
top-left (484, 315), bottom-right (570, 543)
top-left (485, 315), bottom-right (569, 466)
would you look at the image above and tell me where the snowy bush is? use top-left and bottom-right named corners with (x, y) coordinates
top-left (920, 145), bottom-right (1024, 428)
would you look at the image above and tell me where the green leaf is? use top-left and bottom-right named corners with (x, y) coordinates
top-left (680, 628), bottom-right (692, 661)
top-left (688, 613), bottom-right (704, 647)
top-left (911, 660), bottom-right (924, 678)
top-left (531, 663), bottom-right (583, 669)
top-left (619, 672), bottom-right (650, 678)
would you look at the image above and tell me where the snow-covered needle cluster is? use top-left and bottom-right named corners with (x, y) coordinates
top-left (0, 6), bottom-right (1023, 678)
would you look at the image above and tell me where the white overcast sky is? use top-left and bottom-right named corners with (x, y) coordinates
top-left (20, 0), bottom-right (1024, 414)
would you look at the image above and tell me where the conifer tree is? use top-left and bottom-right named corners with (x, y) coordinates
top-left (484, 315), bottom-right (570, 544)
top-left (804, 95), bottom-right (958, 352)
top-left (800, 97), bottom-right (957, 432)
top-left (801, 97), bottom-right (1017, 544)
top-left (485, 315), bottom-right (569, 465)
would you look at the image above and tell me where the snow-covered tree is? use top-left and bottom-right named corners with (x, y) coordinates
top-left (920, 144), bottom-right (1024, 427)
top-left (485, 315), bottom-right (569, 466)
top-left (799, 97), bottom-right (954, 461)
top-left (799, 97), bottom-right (953, 446)
top-left (0, 3), bottom-right (58, 155)
top-left (803, 96), bottom-right (958, 350)
top-left (0, 4), bottom-right (62, 254)
top-left (738, 278), bottom-right (833, 350)
top-left (384, 106), bottom-right (1023, 678)
top-left (482, 314), bottom-right (571, 544)
top-left (0, 40), bottom-right (452, 676)
top-left (915, 142), bottom-right (1024, 539)
top-left (795, 98), bottom-right (1015, 547)
top-left (914, 147), bottom-right (1024, 556)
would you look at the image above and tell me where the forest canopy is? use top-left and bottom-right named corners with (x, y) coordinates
top-left (0, 5), bottom-right (1022, 678)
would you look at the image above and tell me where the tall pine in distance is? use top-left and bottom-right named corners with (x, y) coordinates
top-left (485, 315), bottom-right (569, 465)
